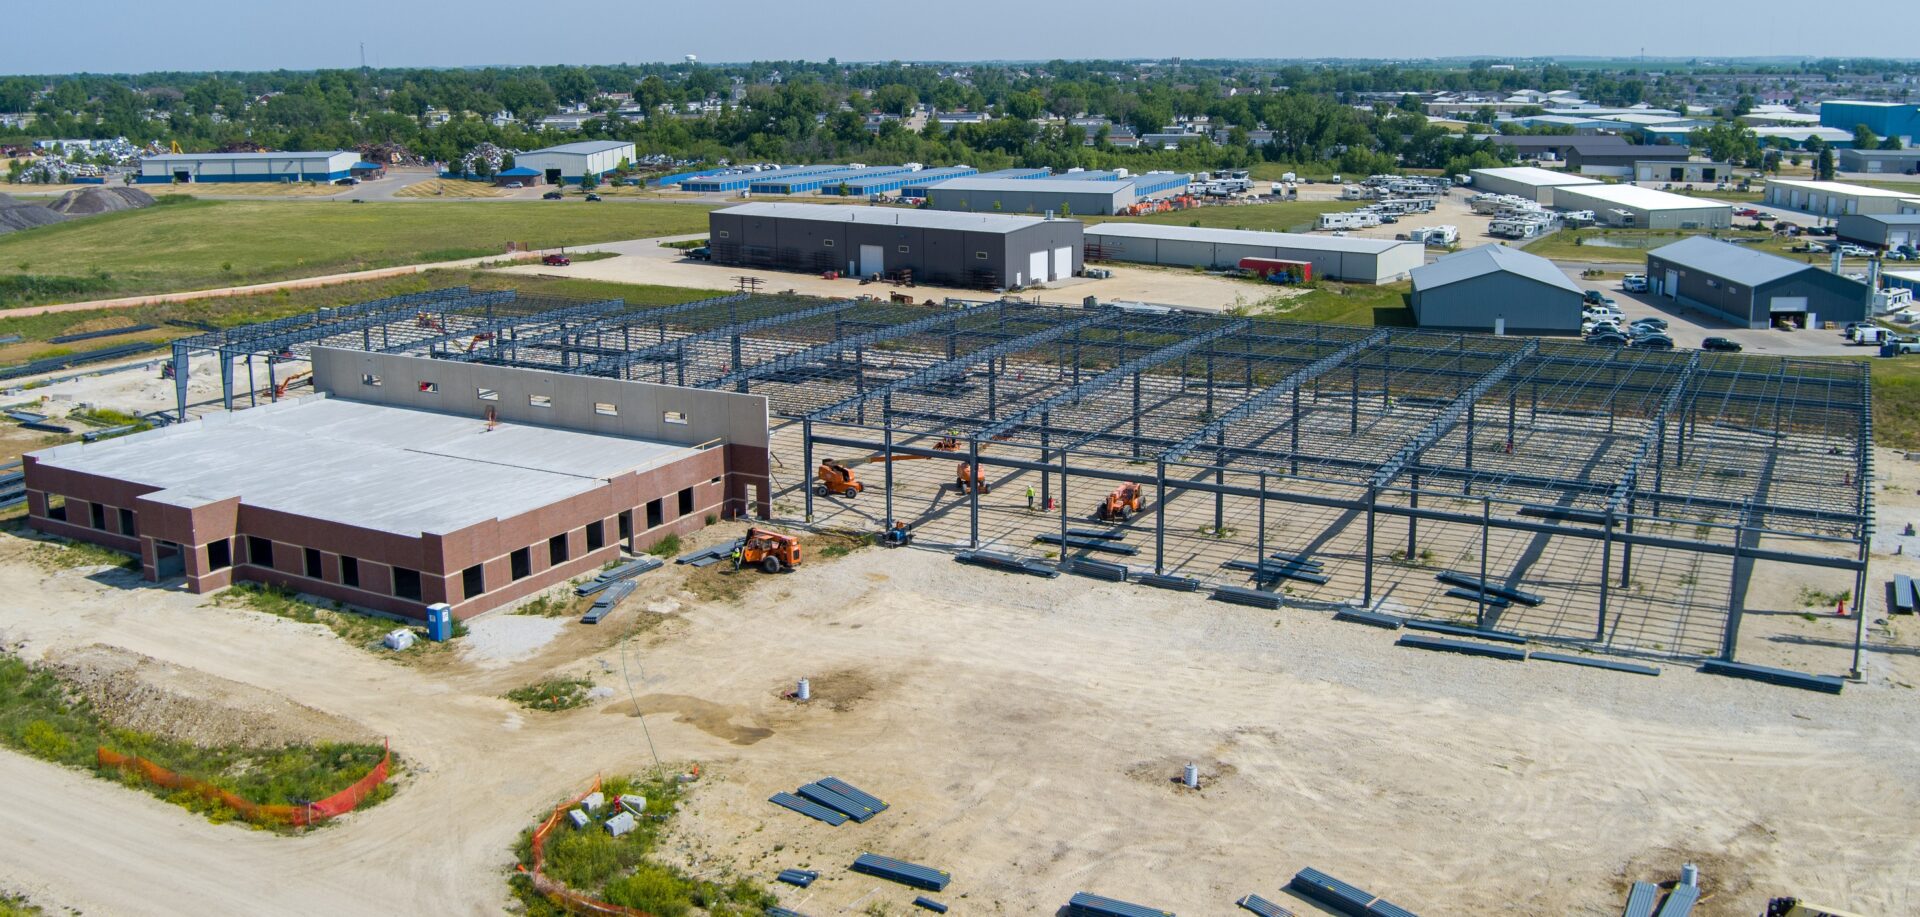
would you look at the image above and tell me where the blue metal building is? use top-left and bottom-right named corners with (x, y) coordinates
top-left (902, 167), bottom-right (1045, 198)
top-left (829, 166), bottom-right (979, 196)
top-left (1126, 172), bottom-right (1191, 197)
top-left (748, 165), bottom-right (917, 195)
top-left (679, 165), bottom-right (844, 193)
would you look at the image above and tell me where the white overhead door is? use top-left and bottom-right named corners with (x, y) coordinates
top-left (1770, 296), bottom-right (1809, 313)
top-left (1665, 270), bottom-right (1679, 298)
top-left (1028, 250), bottom-right (1047, 286)
top-left (859, 244), bottom-right (884, 277)
top-left (1052, 246), bottom-right (1072, 281)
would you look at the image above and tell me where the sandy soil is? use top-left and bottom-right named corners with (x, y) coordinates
top-left (0, 479), bottom-right (1913, 917)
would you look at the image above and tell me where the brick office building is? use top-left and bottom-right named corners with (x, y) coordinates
top-left (23, 349), bottom-right (771, 620)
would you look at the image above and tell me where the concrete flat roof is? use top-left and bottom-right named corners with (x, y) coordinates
top-left (31, 396), bottom-right (695, 537)
top-left (928, 177), bottom-right (1134, 195)
top-left (1554, 184), bottom-right (1734, 211)
top-left (524, 140), bottom-right (634, 156)
top-left (140, 151), bottom-right (350, 162)
top-left (1084, 222), bottom-right (1417, 255)
top-left (1471, 166), bottom-right (1603, 187)
top-left (715, 202), bottom-right (1059, 233)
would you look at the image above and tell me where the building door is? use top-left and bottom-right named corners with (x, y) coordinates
top-left (545, 168), bottom-right (563, 185)
top-left (859, 244), bottom-right (884, 277)
top-left (155, 541), bottom-right (184, 578)
top-left (1051, 246), bottom-right (1072, 281)
top-left (1665, 270), bottom-right (1679, 298)
top-left (1028, 251), bottom-right (1047, 286)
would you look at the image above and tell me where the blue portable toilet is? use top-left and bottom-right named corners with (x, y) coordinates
top-left (426, 603), bottom-right (453, 642)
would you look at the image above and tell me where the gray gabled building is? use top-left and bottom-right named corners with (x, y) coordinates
top-left (1410, 244), bottom-right (1584, 335)
top-left (707, 202), bottom-right (1082, 289)
top-left (1646, 236), bottom-right (1868, 329)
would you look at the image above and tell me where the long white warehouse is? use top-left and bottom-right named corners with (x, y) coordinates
top-left (1083, 223), bottom-right (1424, 284)
top-left (1468, 166), bottom-right (1601, 204)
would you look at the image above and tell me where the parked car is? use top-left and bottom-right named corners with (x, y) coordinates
top-left (1587, 333), bottom-right (1629, 347)
top-left (1583, 290), bottom-right (1617, 307)
top-left (1839, 243), bottom-right (1874, 258)
top-left (1630, 317), bottom-right (1669, 332)
top-left (1621, 274), bottom-right (1649, 293)
top-left (542, 191), bottom-right (564, 200)
top-left (1701, 337), bottom-right (1743, 352)
top-left (503, 181), bottom-right (524, 189)
top-left (584, 193), bottom-right (603, 202)
top-left (1733, 208), bottom-right (1762, 218)
top-left (1634, 335), bottom-right (1675, 350)
top-left (541, 253), bottom-right (572, 266)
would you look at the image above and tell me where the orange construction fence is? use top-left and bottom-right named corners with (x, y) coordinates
top-left (521, 776), bottom-right (652, 917)
top-left (97, 739), bottom-right (391, 828)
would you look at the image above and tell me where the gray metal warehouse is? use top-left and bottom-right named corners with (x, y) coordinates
top-left (1410, 245), bottom-right (1584, 335)
top-left (1838, 148), bottom-right (1920, 174)
top-left (1468, 166), bottom-right (1600, 204)
top-left (926, 177), bottom-right (1137, 216)
top-left (707, 202), bottom-right (1083, 289)
top-left (1836, 212), bottom-right (1920, 252)
top-left (1646, 236), bottom-right (1869, 329)
top-left (1550, 184), bottom-right (1732, 229)
top-left (1083, 223), bottom-right (1423, 284)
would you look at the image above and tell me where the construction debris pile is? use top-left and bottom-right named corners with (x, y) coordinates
top-left (48, 186), bottom-right (155, 215)
top-left (457, 142), bottom-right (514, 176)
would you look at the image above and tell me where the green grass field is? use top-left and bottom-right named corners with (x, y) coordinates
top-left (1870, 356), bottom-right (1920, 450)
top-left (0, 268), bottom-right (726, 366)
top-left (1247, 281), bottom-right (1415, 327)
top-left (0, 197), bottom-right (716, 308)
top-left (1092, 200), bottom-right (1333, 234)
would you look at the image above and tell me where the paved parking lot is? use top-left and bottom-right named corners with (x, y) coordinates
top-left (1561, 270), bottom-right (1861, 357)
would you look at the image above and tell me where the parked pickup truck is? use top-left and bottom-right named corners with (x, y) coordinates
top-left (1881, 336), bottom-right (1920, 356)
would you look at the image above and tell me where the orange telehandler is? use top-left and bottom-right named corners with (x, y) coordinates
top-left (1095, 482), bottom-right (1143, 521)
top-left (737, 527), bottom-right (801, 574)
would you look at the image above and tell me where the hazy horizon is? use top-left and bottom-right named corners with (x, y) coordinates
top-left (11, 0), bottom-right (1914, 76)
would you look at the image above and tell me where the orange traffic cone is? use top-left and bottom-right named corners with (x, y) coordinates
top-left (1836, 599), bottom-right (1848, 617)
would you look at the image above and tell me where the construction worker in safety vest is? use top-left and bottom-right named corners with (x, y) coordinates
top-left (729, 546), bottom-right (743, 571)
top-left (1026, 485), bottom-right (1035, 511)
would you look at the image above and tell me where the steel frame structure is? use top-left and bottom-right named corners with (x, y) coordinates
top-left (214, 289), bottom-right (1874, 671)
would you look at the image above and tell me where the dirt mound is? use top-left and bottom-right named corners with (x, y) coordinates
top-left (47, 186), bottom-right (155, 216)
top-left (0, 196), bottom-right (68, 235)
top-left (49, 644), bottom-right (373, 748)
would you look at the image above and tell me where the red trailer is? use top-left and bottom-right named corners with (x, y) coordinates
top-left (1238, 257), bottom-right (1312, 283)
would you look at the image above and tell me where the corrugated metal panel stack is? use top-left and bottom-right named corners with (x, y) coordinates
top-left (1066, 891), bottom-right (1176, 917)
top-left (849, 853), bottom-right (951, 891)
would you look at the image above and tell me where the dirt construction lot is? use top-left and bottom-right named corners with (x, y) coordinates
top-left (2, 448), bottom-right (1920, 917)
top-left (494, 235), bottom-right (1279, 312)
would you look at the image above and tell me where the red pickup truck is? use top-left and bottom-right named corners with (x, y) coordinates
top-left (541, 253), bottom-right (571, 266)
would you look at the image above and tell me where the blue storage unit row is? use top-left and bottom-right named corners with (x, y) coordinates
top-left (1067, 891), bottom-right (1176, 917)
top-left (750, 165), bottom-right (916, 195)
top-left (1058, 169), bottom-right (1124, 181)
top-left (652, 167), bottom-right (731, 187)
top-left (680, 165), bottom-right (843, 192)
top-left (850, 853), bottom-right (951, 891)
top-left (1128, 172), bottom-right (1192, 197)
top-left (899, 166), bottom-right (1017, 197)
top-left (837, 166), bottom-right (980, 196)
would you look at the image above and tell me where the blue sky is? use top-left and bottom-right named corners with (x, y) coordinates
top-left (11, 0), bottom-right (1910, 74)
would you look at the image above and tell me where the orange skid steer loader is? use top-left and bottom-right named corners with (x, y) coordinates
top-left (1096, 482), bottom-right (1143, 522)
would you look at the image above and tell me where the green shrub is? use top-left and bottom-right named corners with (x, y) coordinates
top-left (604, 863), bottom-right (694, 917)
top-left (506, 678), bottom-right (593, 712)
top-left (646, 533), bottom-right (682, 557)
